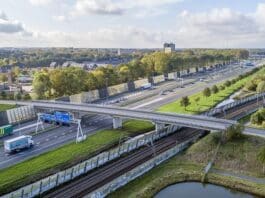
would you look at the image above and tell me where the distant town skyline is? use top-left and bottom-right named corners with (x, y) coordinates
top-left (1, 0), bottom-right (265, 48)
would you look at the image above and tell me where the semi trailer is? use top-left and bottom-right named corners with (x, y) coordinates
top-left (0, 125), bottom-right (13, 138)
top-left (4, 135), bottom-right (34, 153)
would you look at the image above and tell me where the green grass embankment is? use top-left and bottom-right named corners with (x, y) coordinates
top-left (158, 67), bottom-right (265, 114)
top-left (158, 78), bottom-right (249, 114)
top-left (0, 120), bottom-right (154, 195)
top-left (109, 133), bottom-right (265, 198)
top-left (0, 104), bottom-right (16, 112)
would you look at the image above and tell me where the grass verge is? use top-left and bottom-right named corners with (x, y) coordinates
top-left (0, 104), bottom-right (16, 112)
top-left (158, 67), bottom-right (265, 114)
top-left (109, 133), bottom-right (265, 198)
top-left (0, 120), bottom-right (154, 195)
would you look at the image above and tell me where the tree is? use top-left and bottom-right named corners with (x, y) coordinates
top-left (257, 146), bottom-right (265, 174)
top-left (224, 80), bottom-right (231, 87)
top-left (14, 92), bottom-right (22, 100)
top-left (257, 81), bottom-right (265, 93)
top-left (251, 108), bottom-right (265, 125)
top-left (33, 72), bottom-right (52, 99)
top-left (22, 93), bottom-right (31, 100)
top-left (223, 124), bottom-right (244, 142)
top-left (180, 96), bottom-right (191, 110)
top-left (203, 87), bottom-right (211, 98)
top-left (211, 85), bottom-right (219, 94)
top-left (194, 97), bottom-right (200, 105)
top-left (0, 73), bottom-right (7, 82)
top-left (154, 52), bottom-right (170, 74)
top-left (219, 85), bottom-right (225, 90)
top-left (0, 91), bottom-right (6, 99)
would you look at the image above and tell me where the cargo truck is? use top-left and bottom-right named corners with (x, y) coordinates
top-left (0, 125), bottom-right (13, 138)
top-left (40, 111), bottom-right (72, 126)
top-left (4, 135), bottom-right (34, 153)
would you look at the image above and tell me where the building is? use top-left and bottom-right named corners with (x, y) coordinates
top-left (163, 43), bottom-right (175, 53)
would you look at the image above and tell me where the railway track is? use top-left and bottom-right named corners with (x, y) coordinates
top-left (43, 97), bottom-right (264, 198)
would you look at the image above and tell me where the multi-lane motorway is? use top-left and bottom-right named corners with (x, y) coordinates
top-left (0, 62), bottom-right (263, 169)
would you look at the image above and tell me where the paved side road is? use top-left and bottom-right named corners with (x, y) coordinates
top-left (244, 127), bottom-right (265, 138)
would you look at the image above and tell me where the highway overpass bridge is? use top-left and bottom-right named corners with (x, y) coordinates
top-left (0, 100), bottom-right (236, 132)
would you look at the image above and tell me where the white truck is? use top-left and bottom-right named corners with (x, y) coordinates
top-left (4, 135), bottom-right (34, 153)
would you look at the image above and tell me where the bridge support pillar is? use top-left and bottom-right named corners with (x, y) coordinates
top-left (155, 123), bottom-right (165, 132)
top-left (113, 117), bottom-right (122, 129)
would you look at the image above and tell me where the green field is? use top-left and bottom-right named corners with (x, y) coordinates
top-left (158, 67), bottom-right (265, 114)
top-left (109, 133), bottom-right (265, 198)
top-left (0, 120), bottom-right (154, 195)
top-left (158, 78), bottom-right (249, 114)
top-left (0, 104), bottom-right (16, 112)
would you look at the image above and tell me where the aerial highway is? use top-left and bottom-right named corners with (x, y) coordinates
top-left (0, 62), bottom-right (261, 169)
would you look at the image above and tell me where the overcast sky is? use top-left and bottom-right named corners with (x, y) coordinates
top-left (1, 0), bottom-right (265, 48)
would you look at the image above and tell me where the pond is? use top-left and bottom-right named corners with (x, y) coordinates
top-left (155, 182), bottom-right (256, 198)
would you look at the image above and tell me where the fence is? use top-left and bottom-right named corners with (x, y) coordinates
top-left (1, 125), bottom-right (180, 198)
top-left (205, 92), bottom-right (265, 117)
top-left (86, 134), bottom-right (202, 198)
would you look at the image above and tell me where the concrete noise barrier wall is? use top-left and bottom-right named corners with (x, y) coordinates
top-left (152, 75), bottom-right (165, 84)
top-left (70, 90), bottom-right (100, 103)
top-left (168, 72), bottom-right (177, 80)
top-left (6, 105), bottom-right (36, 124)
top-left (107, 83), bottom-right (129, 97)
top-left (134, 78), bottom-right (149, 89)
top-left (190, 67), bottom-right (197, 74)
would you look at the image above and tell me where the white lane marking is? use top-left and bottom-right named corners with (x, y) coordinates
top-left (131, 97), bottom-right (164, 109)
top-left (13, 123), bottom-right (38, 132)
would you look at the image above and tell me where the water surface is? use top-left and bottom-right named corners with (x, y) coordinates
top-left (155, 182), bottom-right (255, 198)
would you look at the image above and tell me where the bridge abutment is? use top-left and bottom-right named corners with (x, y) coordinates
top-left (113, 117), bottom-right (122, 129)
top-left (155, 123), bottom-right (166, 132)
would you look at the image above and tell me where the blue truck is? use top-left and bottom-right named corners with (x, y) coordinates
top-left (4, 135), bottom-right (34, 153)
top-left (40, 111), bottom-right (72, 126)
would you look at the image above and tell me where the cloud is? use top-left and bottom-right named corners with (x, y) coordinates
top-left (71, 0), bottom-right (123, 16)
top-left (0, 12), bottom-right (26, 34)
top-left (53, 15), bottom-right (68, 22)
top-left (174, 6), bottom-right (265, 48)
top-left (29, 0), bottom-right (52, 6)
top-left (68, 0), bottom-right (182, 18)
top-left (2, 3), bottom-right (265, 48)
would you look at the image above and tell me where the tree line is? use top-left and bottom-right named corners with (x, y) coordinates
top-left (32, 49), bottom-right (249, 99)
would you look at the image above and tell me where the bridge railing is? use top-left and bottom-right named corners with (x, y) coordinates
top-left (205, 92), bottom-right (265, 117)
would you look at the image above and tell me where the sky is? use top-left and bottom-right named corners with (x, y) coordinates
top-left (1, 0), bottom-right (265, 48)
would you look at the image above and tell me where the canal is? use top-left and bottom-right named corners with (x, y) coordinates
top-left (155, 182), bottom-right (256, 198)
